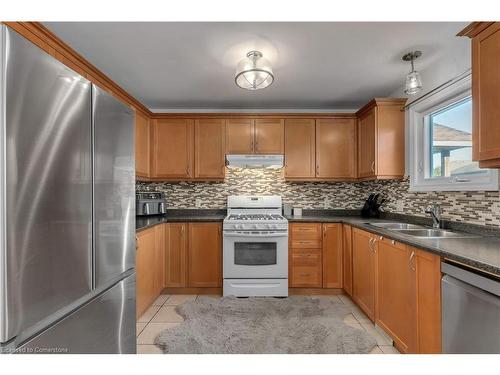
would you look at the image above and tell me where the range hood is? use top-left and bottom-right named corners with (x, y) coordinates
top-left (226, 154), bottom-right (284, 169)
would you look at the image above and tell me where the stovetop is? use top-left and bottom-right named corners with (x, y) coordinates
top-left (226, 213), bottom-right (286, 221)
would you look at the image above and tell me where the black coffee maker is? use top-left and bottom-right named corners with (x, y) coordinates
top-left (361, 194), bottom-right (386, 218)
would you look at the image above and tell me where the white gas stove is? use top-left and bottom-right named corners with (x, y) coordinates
top-left (223, 196), bottom-right (288, 297)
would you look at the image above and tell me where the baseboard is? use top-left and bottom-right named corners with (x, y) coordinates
top-left (288, 288), bottom-right (343, 295)
top-left (162, 287), bottom-right (222, 295)
top-left (162, 287), bottom-right (344, 296)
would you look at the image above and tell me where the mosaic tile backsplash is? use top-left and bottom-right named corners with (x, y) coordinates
top-left (137, 168), bottom-right (500, 228)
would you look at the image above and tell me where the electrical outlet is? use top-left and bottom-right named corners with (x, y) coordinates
top-left (195, 199), bottom-right (202, 208)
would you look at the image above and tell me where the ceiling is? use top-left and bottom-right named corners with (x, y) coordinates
top-left (44, 22), bottom-right (469, 111)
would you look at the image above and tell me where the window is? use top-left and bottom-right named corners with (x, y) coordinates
top-left (409, 73), bottom-right (498, 191)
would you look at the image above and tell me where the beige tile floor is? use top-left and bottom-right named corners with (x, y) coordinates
top-left (136, 293), bottom-right (400, 354)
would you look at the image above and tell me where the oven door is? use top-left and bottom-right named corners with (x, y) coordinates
top-left (223, 231), bottom-right (288, 279)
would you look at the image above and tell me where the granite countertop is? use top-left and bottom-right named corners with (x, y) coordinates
top-left (136, 209), bottom-right (500, 276)
top-left (136, 209), bottom-right (226, 232)
top-left (286, 214), bottom-right (500, 276)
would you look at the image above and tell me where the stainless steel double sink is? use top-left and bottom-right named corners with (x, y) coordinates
top-left (367, 222), bottom-right (478, 239)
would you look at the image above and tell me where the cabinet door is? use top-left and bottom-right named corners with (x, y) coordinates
top-left (322, 224), bottom-right (343, 288)
top-left (194, 119), bottom-right (226, 179)
top-left (188, 223), bottom-right (222, 287)
top-left (473, 23), bottom-right (500, 164)
top-left (154, 224), bottom-right (165, 296)
top-left (164, 223), bottom-right (188, 287)
top-left (376, 105), bottom-right (405, 177)
top-left (284, 119), bottom-right (316, 179)
top-left (225, 119), bottom-right (254, 154)
top-left (352, 228), bottom-right (376, 321)
top-left (254, 119), bottom-right (284, 154)
top-left (414, 248), bottom-right (441, 353)
top-left (316, 119), bottom-right (357, 179)
top-left (152, 119), bottom-right (194, 179)
top-left (358, 108), bottom-right (376, 178)
top-left (376, 239), bottom-right (416, 353)
top-left (135, 111), bottom-right (151, 179)
top-left (136, 228), bottom-right (156, 317)
top-left (342, 225), bottom-right (353, 296)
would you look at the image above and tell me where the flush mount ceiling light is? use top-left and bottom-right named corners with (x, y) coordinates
top-left (235, 51), bottom-right (274, 90)
top-left (402, 50), bottom-right (423, 96)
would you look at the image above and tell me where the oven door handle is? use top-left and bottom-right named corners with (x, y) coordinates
top-left (223, 231), bottom-right (288, 238)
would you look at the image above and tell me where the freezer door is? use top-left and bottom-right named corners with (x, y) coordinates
top-left (16, 273), bottom-right (136, 354)
top-left (92, 85), bottom-right (135, 287)
top-left (0, 27), bottom-right (93, 343)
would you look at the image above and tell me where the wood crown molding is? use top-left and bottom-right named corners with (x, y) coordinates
top-left (355, 97), bottom-right (407, 117)
top-left (457, 22), bottom-right (496, 38)
top-left (151, 112), bottom-right (357, 119)
top-left (2, 22), bottom-right (152, 117)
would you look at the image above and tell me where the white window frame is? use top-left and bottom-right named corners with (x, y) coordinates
top-left (408, 73), bottom-right (499, 192)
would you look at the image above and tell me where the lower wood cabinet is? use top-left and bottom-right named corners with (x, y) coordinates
top-left (347, 226), bottom-right (442, 354)
top-left (289, 223), bottom-right (343, 289)
top-left (413, 247), bottom-right (441, 354)
top-left (352, 228), bottom-right (377, 321)
top-left (322, 224), bottom-right (343, 288)
top-left (154, 224), bottom-right (165, 296)
top-left (136, 227), bottom-right (158, 318)
top-left (342, 224), bottom-right (353, 296)
top-left (188, 223), bottom-right (222, 287)
top-left (164, 223), bottom-right (188, 287)
top-left (164, 222), bottom-right (222, 289)
top-left (376, 237), bottom-right (416, 353)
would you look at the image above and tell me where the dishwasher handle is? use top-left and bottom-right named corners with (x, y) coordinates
top-left (441, 262), bottom-right (500, 297)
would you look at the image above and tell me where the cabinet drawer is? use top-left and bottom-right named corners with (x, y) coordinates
top-left (291, 264), bottom-right (322, 288)
top-left (292, 251), bottom-right (321, 265)
top-left (291, 238), bottom-right (322, 249)
top-left (290, 224), bottom-right (322, 240)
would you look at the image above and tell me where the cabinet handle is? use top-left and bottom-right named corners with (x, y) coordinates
top-left (135, 236), bottom-right (138, 250)
top-left (408, 251), bottom-right (416, 271)
top-left (379, 236), bottom-right (383, 240)
top-left (371, 161), bottom-right (375, 173)
top-left (368, 238), bottom-right (374, 252)
top-left (391, 240), bottom-right (395, 245)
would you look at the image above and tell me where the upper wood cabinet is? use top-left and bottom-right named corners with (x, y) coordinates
top-left (164, 223), bottom-right (188, 288)
top-left (356, 99), bottom-right (406, 180)
top-left (225, 119), bottom-right (254, 154)
top-left (152, 119), bottom-right (194, 179)
top-left (316, 118), bottom-right (357, 179)
top-left (254, 119), bottom-right (284, 154)
top-left (194, 119), bottom-right (226, 179)
top-left (322, 223), bottom-right (343, 288)
top-left (376, 238), bottom-right (416, 353)
top-left (226, 118), bottom-right (284, 154)
top-left (352, 228), bottom-right (377, 321)
top-left (284, 119), bottom-right (316, 179)
top-left (187, 223), bottom-right (222, 287)
top-left (135, 111), bottom-right (151, 179)
top-left (460, 22), bottom-right (500, 167)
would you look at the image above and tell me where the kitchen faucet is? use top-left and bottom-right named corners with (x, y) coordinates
top-left (425, 203), bottom-right (443, 229)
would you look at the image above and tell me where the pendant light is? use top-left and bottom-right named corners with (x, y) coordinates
top-left (235, 51), bottom-right (274, 90)
top-left (402, 51), bottom-right (423, 95)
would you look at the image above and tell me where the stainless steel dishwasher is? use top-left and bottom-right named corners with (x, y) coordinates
top-left (442, 261), bottom-right (500, 353)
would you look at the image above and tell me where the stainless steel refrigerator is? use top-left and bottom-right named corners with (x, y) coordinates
top-left (0, 25), bottom-right (136, 353)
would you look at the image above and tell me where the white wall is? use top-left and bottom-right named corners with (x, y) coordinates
top-left (390, 36), bottom-right (471, 104)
